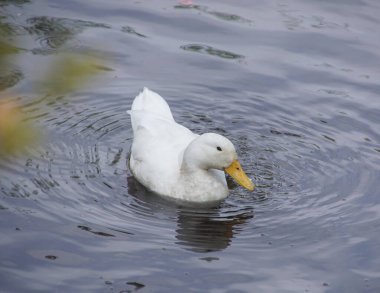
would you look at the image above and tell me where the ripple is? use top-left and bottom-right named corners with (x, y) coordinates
top-left (180, 44), bottom-right (244, 60)
top-left (25, 16), bottom-right (111, 54)
top-left (121, 26), bottom-right (147, 38)
top-left (0, 69), bottom-right (23, 90)
top-left (3, 83), bottom-right (376, 260)
top-left (174, 4), bottom-right (253, 25)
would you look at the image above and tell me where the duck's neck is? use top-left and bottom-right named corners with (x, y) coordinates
top-left (181, 138), bottom-right (209, 172)
top-left (181, 158), bottom-right (203, 173)
top-left (178, 161), bottom-right (228, 202)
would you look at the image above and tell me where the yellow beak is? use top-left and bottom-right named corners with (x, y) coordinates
top-left (224, 159), bottom-right (255, 191)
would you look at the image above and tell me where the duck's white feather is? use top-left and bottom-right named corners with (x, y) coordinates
top-left (128, 88), bottom-right (232, 202)
top-left (129, 87), bottom-right (174, 129)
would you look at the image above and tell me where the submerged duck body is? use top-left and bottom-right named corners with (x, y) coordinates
top-left (128, 87), bottom-right (254, 203)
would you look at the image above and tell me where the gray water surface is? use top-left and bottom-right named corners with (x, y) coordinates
top-left (1, 0), bottom-right (380, 292)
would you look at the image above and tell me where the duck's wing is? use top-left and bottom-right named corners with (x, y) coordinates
top-left (130, 113), bottom-right (196, 164)
top-left (130, 115), bottom-right (197, 195)
top-left (128, 88), bottom-right (197, 194)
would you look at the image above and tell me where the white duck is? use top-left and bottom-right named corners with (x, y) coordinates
top-left (128, 88), bottom-right (254, 203)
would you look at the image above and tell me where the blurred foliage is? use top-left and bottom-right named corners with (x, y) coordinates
top-left (0, 8), bottom-right (109, 158)
top-left (0, 99), bottom-right (40, 157)
top-left (0, 23), bottom-right (24, 90)
top-left (0, 33), bottom-right (22, 73)
top-left (43, 54), bottom-right (104, 97)
top-left (0, 38), bottom-right (19, 57)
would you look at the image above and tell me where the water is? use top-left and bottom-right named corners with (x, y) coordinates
top-left (1, 0), bottom-right (380, 292)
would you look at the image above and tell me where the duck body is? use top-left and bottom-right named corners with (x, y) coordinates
top-left (128, 88), bottom-right (254, 203)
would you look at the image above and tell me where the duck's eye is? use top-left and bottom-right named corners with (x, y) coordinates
top-left (216, 146), bottom-right (222, 151)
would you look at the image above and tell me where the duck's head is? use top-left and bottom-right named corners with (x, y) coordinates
top-left (183, 133), bottom-right (255, 191)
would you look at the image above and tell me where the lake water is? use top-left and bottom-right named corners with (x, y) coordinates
top-left (1, 0), bottom-right (380, 292)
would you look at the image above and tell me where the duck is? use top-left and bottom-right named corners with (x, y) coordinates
top-left (128, 87), bottom-right (255, 203)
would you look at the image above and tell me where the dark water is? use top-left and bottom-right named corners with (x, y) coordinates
top-left (1, 0), bottom-right (380, 292)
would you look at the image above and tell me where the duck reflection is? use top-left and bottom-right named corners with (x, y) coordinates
top-left (175, 207), bottom-right (253, 253)
top-left (127, 176), bottom-right (253, 253)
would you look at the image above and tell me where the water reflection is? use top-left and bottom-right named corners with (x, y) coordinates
top-left (176, 207), bottom-right (253, 253)
top-left (0, 0), bottom-right (30, 8)
top-left (127, 176), bottom-right (253, 253)
top-left (174, 4), bottom-right (252, 24)
top-left (181, 44), bottom-right (244, 60)
top-left (0, 69), bottom-right (23, 90)
top-left (0, 4), bottom-right (26, 90)
top-left (121, 26), bottom-right (146, 38)
top-left (25, 16), bottom-right (111, 54)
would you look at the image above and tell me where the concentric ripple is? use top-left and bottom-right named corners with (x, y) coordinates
top-left (2, 83), bottom-right (378, 258)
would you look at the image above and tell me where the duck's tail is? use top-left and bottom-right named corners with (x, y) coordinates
top-left (127, 87), bottom-right (174, 120)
